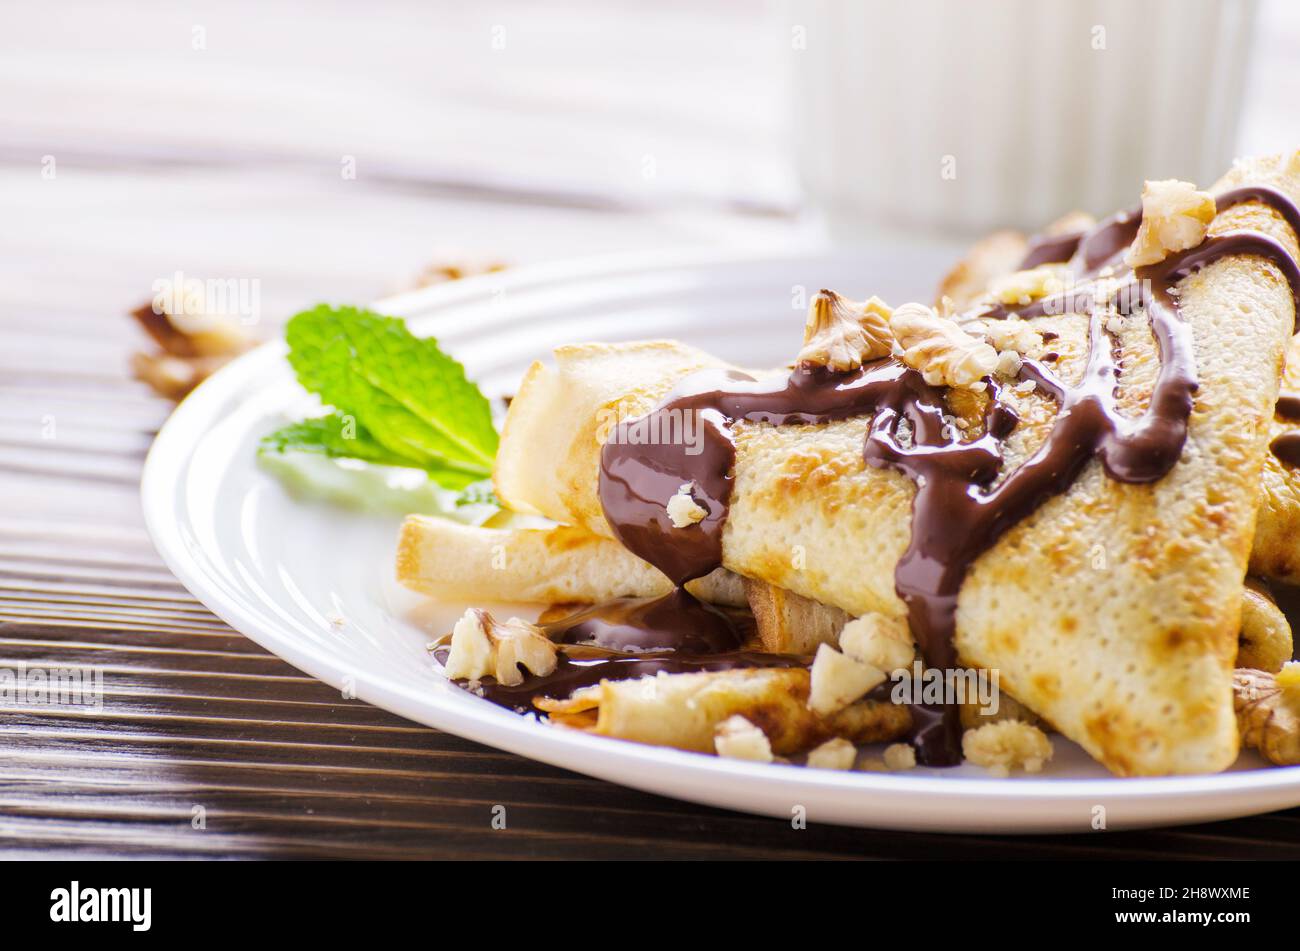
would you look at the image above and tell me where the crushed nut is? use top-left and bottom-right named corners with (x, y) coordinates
top-left (714, 715), bottom-right (774, 762)
top-left (411, 251), bottom-right (507, 289)
top-left (130, 287), bottom-right (256, 400)
top-left (890, 302), bottom-right (999, 389)
top-left (808, 644), bottom-right (886, 717)
top-left (797, 290), bottom-right (894, 372)
top-left (1124, 179), bottom-right (1216, 268)
top-left (988, 266), bottom-right (1065, 306)
top-left (995, 349), bottom-right (1023, 379)
top-left (839, 614), bottom-right (913, 674)
top-left (883, 742), bottom-right (917, 771)
top-left (805, 736), bottom-right (857, 770)
top-left (1234, 668), bottom-right (1300, 766)
top-left (961, 720), bottom-right (1053, 777)
top-left (443, 608), bottom-right (557, 686)
top-left (665, 482), bottom-right (708, 528)
top-left (966, 318), bottom-right (1043, 356)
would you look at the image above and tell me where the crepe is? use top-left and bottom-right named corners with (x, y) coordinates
top-left (494, 152), bottom-right (1300, 776)
top-left (536, 667), bottom-right (910, 754)
top-left (397, 516), bottom-right (745, 607)
top-left (401, 516), bottom-right (1290, 666)
top-left (938, 196), bottom-right (1300, 590)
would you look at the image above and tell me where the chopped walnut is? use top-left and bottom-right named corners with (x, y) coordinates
top-left (966, 318), bottom-right (1043, 356)
top-left (988, 266), bottom-right (1065, 306)
top-left (883, 742), bottom-right (917, 771)
top-left (665, 482), bottom-right (708, 528)
top-left (839, 614), bottom-right (913, 674)
top-left (797, 290), bottom-right (894, 372)
top-left (994, 349), bottom-right (1023, 380)
top-left (808, 644), bottom-right (886, 717)
top-left (890, 302), bottom-right (999, 389)
top-left (130, 292), bottom-right (256, 400)
top-left (1234, 668), bottom-right (1300, 766)
top-left (1124, 179), bottom-right (1216, 268)
top-left (961, 720), bottom-right (1053, 777)
top-left (714, 715), bottom-right (774, 762)
top-left (443, 608), bottom-right (557, 686)
top-left (411, 252), bottom-right (507, 289)
top-left (805, 736), bottom-right (857, 771)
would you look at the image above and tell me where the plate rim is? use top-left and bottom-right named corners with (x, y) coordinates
top-left (140, 247), bottom-right (1300, 833)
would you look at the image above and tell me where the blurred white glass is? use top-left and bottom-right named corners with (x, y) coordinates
top-left (790, 0), bottom-right (1259, 237)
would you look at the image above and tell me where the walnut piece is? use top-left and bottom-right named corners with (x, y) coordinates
top-left (965, 317), bottom-right (1044, 357)
top-left (808, 643), bottom-right (886, 717)
top-left (130, 294), bottom-right (256, 400)
top-left (839, 614), bottom-right (913, 674)
top-left (1124, 179), bottom-right (1216, 268)
top-left (714, 715), bottom-right (774, 762)
top-left (805, 736), bottom-right (857, 770)
top-left (961, 720), bottom-right (1053, 777)
top-left (988, 265), bottom-right (1065, 306)
top-left (797, 290), bottom-right (894, 372)
top-left (1234, 668), bottom-right (1300, 766)
top-left (883, 742), bottom-right (917, 771)
top-left (665, 482), bottom-right (707, 528)
top-left (890, 302), bottom-right (999, 389)
top-left (443, 608), bottom-right (557, 686)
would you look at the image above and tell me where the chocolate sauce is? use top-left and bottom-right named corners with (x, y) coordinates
top-left (595, 190), bottom-right (1300, 767)
top-left (1278, 393), bottom-right (1300, 422)
top-left (1276, 392), bottom-right (1300, 466)
top-left (433, 645), bottom-right (804, 713)
top-left (1020, 231), bottom-right (1085, 270)
top-left (1072, 207), bottom-right (1142, 275)
top-left (1272, 433), bottom-right (1300, 467)
top-left (545, 589), bottom-right (750, 654)
top-left (452, 185), bottom-right (1300, 768)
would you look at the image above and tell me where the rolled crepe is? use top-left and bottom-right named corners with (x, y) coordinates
top-left (398, 516), bottom-right (834, 652)
top-left (397, 516), bottom-right (745, 607)
top-left (536, 667), bottom-right (910, 755)
top-left (496, 152), bottom-right (1300, 776)
top-left (405, 518), bottom-right (1288, 665)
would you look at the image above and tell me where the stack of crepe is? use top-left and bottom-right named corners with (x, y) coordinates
top-left (398, 151), bottom-right (1300, 777)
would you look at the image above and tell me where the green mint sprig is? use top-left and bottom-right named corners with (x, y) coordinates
top-left (259, 305), bottom-right (499, 495)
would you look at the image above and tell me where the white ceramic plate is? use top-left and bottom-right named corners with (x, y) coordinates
top-left (143, 247), bottom-right (1300, 834)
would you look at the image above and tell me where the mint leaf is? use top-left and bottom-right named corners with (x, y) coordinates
top-left (260, 413), bottom-right (422, 468)
top-left (284, 305), bottom-right (497, 480)
top-left (259, 414), bottom-right (485, 491)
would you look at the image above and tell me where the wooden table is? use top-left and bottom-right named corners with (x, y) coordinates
top-left (4, 0), bottom-right (1300, 860)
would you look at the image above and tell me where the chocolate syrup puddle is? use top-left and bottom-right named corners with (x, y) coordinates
top-left (546, 589), bottom-right (749, 654)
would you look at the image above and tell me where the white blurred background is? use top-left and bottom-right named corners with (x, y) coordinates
top-left (1, 0), bottom-right (1297, 321)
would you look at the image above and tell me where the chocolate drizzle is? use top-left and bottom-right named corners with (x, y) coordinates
top-left (451, 183), bottom-right (1300, 768)
top-left (434, 643), bottom-right (802, 713)
top-left (1273, 433), bottom-right (1300, 468)
top-left (1278, 393), bottom-right (1300, 422)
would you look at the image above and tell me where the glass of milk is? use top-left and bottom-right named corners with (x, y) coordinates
top-left (789, 0), bottom-right (1259, 237)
